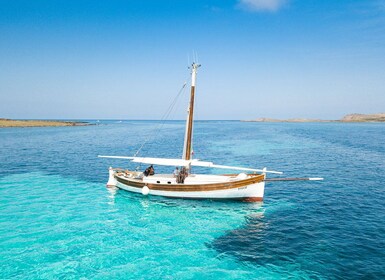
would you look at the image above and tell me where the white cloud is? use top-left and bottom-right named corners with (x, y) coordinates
top-left (238, 0), bottom-right (287, 12)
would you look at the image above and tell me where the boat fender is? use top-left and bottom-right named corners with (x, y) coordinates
top-left (142, 186), bottom-right (150, 195)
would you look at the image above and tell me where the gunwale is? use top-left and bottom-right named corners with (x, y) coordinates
top-left (115, 172), bottom-right (265, 192)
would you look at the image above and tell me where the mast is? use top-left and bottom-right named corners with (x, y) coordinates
top-left (183, 62), bottom-right (201, 161)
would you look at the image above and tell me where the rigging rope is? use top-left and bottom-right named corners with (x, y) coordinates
top-left (133, 81), bottom-right (188, 158)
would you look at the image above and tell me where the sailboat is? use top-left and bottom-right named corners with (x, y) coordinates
top-left (99, 63), bottom-right (322, 201)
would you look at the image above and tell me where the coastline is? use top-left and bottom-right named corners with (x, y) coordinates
top-left (0, 119), bottom-right (91, 128)
top-left (241, 118), bottom-right (336, 123)
top-left (242, 113), bottom-right (385, 123)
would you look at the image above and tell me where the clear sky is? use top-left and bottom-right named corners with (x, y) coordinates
top-left (1, 0), bottom-right (384, 120)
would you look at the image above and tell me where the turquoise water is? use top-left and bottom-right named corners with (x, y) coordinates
top-left (1, 121), bottom-right (384, 279)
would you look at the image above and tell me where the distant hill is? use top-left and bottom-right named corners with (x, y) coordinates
top-left (0, 118), bottom-right (90, 127)
top-left (341, 113), bottom-right (385, 122)
top-left (243, 113), bottom-right (385, 123)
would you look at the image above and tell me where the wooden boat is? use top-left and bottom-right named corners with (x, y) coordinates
top-left (99, 63), bottom-right (322, 201)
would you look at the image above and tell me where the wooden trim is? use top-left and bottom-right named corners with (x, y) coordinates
top-left (116, 176), bottom-right (145, 188)
top-left (115, 173), bottom-right (265, 192)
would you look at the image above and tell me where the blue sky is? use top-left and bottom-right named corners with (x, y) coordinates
top-left (1, 0), bottom-right (384, 120)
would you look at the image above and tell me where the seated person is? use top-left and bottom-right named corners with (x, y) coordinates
top-left (148, 165), bottom-right (155, 175)
top-left (144, 165), bottom-right (155, 176)
top-left (143, 168), bottom-right (149, 176)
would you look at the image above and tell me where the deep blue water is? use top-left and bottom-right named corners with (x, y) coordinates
top-left (1, 121), bottom-right (384, 279)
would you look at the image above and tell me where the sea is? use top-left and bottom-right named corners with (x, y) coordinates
top-left (1, 120), bottom-right (384, 279)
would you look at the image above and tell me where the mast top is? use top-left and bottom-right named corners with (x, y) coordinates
top-left (189, 62), bottom-right (201, 70)
top-left (189, 63), bottom-right (201, 87)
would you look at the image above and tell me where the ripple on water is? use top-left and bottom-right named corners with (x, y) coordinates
top-left (1, 122), bottom-right (385, 279)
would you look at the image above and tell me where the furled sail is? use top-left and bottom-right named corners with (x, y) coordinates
top-left (98, 155), bottom-right (283, 174)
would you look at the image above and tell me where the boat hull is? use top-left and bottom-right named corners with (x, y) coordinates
top-left (111, 170), bottom-right (265, 201)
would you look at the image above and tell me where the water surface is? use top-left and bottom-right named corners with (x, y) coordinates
top-left (1, 121), bottom-right (384, 279)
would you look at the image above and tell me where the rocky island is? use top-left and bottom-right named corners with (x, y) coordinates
top-left (243, 113), bottom-right (385, 123)
top-left (0, 119), bottom-right (90, 128)
top-left (340, 113), bottom-right (385, 122)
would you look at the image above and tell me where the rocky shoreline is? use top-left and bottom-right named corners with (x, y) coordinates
top-left (243, 113), bottom-right (385, 123)
top-left (0, 119), bottom-right (91, 128)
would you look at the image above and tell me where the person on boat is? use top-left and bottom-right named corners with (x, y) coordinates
top-left (173, 167), bottom-right (179, 177)
top-left (144, 165), bottom-right (155, 176)
top-left (177, 167), bottom-right (188, 183)
top-left (148, 165), bottom-right (154, 175)
top-left (143, 168), bottom-right (149, 176)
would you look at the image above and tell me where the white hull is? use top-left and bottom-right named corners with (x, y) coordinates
top-left (116, 180), bottom-right (265, 200)
top-left (109, 169), bottom-right (265, 201)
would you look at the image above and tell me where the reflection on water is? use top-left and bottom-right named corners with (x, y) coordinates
top-left (106, 186), bottom-right (118, 205)
top-left (111, 187), bottom-right (265, 213)
top-left (140, 197), bottom-right (150, 209)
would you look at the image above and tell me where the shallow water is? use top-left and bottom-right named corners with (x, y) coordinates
top-left (1, 121), bottom-right (384, 279)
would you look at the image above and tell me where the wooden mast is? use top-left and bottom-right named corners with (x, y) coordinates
top-left (183, 63), bottom-right (200, 161)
